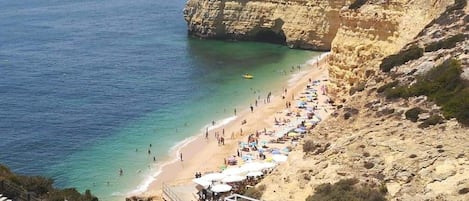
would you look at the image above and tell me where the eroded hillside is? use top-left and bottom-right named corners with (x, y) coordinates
top-left (183, 0), bottom-right (352, 50)
top-left (257, 1), bottom-right (469, 200)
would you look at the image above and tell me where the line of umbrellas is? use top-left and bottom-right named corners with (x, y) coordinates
top-left (192, 161), bottom-right (281, 193)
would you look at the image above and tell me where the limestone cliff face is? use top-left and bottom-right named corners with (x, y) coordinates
top-left (183, 0), bottom-right (351, 50)
top-left (258, 1), bottom-right (468, 200)
top-left (327, 0), bottom-right (454, 95)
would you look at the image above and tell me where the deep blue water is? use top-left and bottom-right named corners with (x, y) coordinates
top-left (0, 0), bottom-right (316, 200)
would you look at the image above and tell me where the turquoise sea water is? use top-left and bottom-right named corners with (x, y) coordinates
top-left (0, 0), bottom-right (319, 200)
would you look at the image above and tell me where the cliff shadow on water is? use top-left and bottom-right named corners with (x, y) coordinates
top-left (186, 38), bottom-right (294, 71)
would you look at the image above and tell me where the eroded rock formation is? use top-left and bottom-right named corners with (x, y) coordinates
top-left (258, 1), bottom-right (469, 200)
top-left (327, 0), bottom-right (454, 95)
top-left (183, 0), bottom-right (352, 50)
top-left (182, 0), bottom-right (468, 200)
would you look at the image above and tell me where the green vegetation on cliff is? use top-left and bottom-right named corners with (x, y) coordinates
top-left (349, 0), bottom-right (368, 10)
top-left (306, 178), bottom-right (387, 201)
top-left (425, 34), bottom-right (467, 52)
top-left (0, 164), bottom-right (98, 201)
top-left (381, 59), bottom-right (469, 126)
top-left (380, 45), bottom-right (424, 72)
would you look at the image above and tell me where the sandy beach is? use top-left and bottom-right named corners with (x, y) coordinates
top-left (138, 52), bottom-right (332, 199)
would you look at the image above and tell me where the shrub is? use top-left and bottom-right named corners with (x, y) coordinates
top-left (405, 107), bottom-right (425, 122)
top-left (244, 184), bottom-right (265, 199)
top-left (446, 0), bottom-right (467, 12)
top-left (350, 82), bottom-right (366, 95)
top-left (306, 178), bottom-right (387, 201)
top-left (377, 81), bottom-right (399, 93)
top-left (384, 59), bottom-right (469, 126)
top-left (418, 115), bottom-right (444, 128)
top-left (0, 164), bottom-right (98, 201)
top-left (303, 140), bottom-right (316, 153)
top-left (384, 86), bottom-right (408, 99)
top-left (459, 187), bottom-right (469, 195)
top-left (364, 161), bottom-right (375, 169)
top-left (380, 45), bottom-right (424, 72)
top-left (344, 112), bottom-right (352, 120)
top-left (425, 34), bottom-right (467, 52)
top-left (349, 0), bottom-right (368, 9)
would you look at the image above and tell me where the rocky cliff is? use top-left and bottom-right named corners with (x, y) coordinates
top-left (183, 0), bottom-right (351, 50)
top-left (183, 0), bottom-right (468, 200)
top-left (258, 1), bottom-right (469, 200)
top-left (327, 0), bottom-right (455, 95)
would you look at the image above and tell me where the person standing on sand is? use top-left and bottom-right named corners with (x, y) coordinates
top-left (180, 152), bottom-right (183, 161)
top-left (250, 105), bottom-right (253, 112)
top-left (234, 108), bottom-right (237, 116)
top-left (205, 128), bottom-right (209, 140)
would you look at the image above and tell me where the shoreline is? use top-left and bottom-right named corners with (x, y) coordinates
top-left (132, 52), bottom-right (331, 199)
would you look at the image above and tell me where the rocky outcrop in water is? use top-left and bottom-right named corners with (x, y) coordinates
top-left (183, 0), bottom-right (351, 50)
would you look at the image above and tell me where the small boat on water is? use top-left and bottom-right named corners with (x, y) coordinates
top-left (243, 73), bottom-right (254, 79)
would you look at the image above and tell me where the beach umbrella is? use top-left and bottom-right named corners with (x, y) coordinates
top-left (262, 162), bottom-right (277, 169)
top-left (239, 142), bottom-right (247, 148)
top-left (222, 175), bottom-right (246, 183)
top-left (201, 172), bottom-right (226, 182)
top-left (275, 131), bottom-right (285, 138)
top-left (192, 178), bottom-right (211, 188)
top-left (272, 154), bottom-right (288, 163)
top-left (242, 154), bottom-right (254, 161)
top-left (288, 132), bottom-right (299, 137)
top-left (240, 162), bottom-right (265, 172)
top-left (312, 115), bottom-right (321, 122)
top-left (222, 167), bottom-right (245, 176)
top-left (246, 171), bottom-right (263, 177)
top-left (271, 150), bottom-right (281, 155)
top-left (210, 184), bottom-right (232, 193)
top-left (294, 128), bottom-right (306, 133)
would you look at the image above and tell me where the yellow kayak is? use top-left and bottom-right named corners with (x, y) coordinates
top-left (243, 74), bottom-right (254, 79)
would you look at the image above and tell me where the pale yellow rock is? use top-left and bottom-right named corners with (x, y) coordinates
top-left (327, 0), bottom-right (454, 96)
top-left (184, 0), bottom-right (353, 50)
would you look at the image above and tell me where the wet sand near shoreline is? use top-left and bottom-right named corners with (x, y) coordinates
top-left (139, 53), bottom-right (332, 199)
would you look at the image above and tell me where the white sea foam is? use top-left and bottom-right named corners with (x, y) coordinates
top-left (111, 192), bottom-right (125, 197)
top-left (201, 115), bottom-right (238, 132)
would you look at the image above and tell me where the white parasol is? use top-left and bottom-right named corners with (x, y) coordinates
top-left (210, 184), bottom-right (232, 193)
